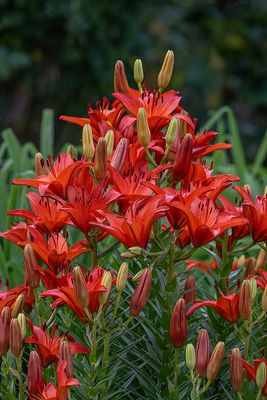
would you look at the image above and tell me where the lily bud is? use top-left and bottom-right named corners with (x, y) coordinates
top-left (130, 268), bottom-right (152, 316)
top-left (110, 137), bottom-right (128, 174)
top-left (28, 351), bottom-right (44, 395)
top-left (172, 134), bottom-right (193, 181)
top-left (104, 130), bottom-right (114, 158)
top-left (35, 152), bottom-right (47, 177)
top-left (183, 275), bottom-right (196, 304)
top-left (132, 268), bottom-right (146, 282)
top-left (207, 342), bottom-right (225, 381)
top-left (121, 251), bottom-right (136, 259)
top-left (256, 248), bottom-right (267, 270)
top-left (94, 138), bottom-right (107, 181)
top-left (256, 362), bottom-right (267, 390)
top-left (24, 244), bottom-right (40, 289)
top-left (196, 329), bottom-right (210, 377)
top-left (82, 124), bottom-right (95, 161)
top-left (186, 343), bottom-right (196, 371)
top-left (261, 285), bottom-right (267, 312)
top-left (17, 313), bottom-right (26, 340)
top-left (98, 271), bottom-right (112, 306)
top-left (10, 318), bottom-right (22, 357)
top-left (67, 145), bottom-right (76, 158)
top-left (137, 108), bottom-right (151, 148)
top-left (245, 257), bottom-right (255, 277)
top-left (237, 255), bottom-right (245, 269)
top-left (0, 307), bottom-right (10, 356)
top-left (165, 117), bottom-right (178, 147)
top-left (158, 50), bottom-right (174, 90)
top-left (248, 278), bottom-right (257, 300)
top-left (239, 280), bottom-right (252, 320)
top-left (128, 246), bottom-right (142, 257)
top-left (170, 298), bottom-right (187, 348)
top-left (73, 266), bottom-right (89, 308)
top-left (114, 60), bottom-right (129, 93)
top-left (116, 262), bottom-right (129, 292)
top-left (230, 348), bottom-right (244, 392)
top-left (59, 340), bottom-right (73, 378)
top-left (134, 59), bottom-right (144, 87)
top-left (11, 294), bottom-right (24, 318)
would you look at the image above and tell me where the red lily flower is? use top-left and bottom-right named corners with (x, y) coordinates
top-left (25, 320), bottom-right (90, 367)
top-left (8, 193), bottom-right (69, 233)
top-left (109, 162), bottom-right (170, 211)
top-left (113, 89), bottom-right (184, 132)
top-left (187, 292), bottom-right (240, 324)
top-left (0, 284), bottom-right (26, 313)
top-left (38, 361), bottom-right (80, 400)
top-left (37, 269), bottom-right (72, 290)
top-left (13, 154), bottom-right (86, 198)
top-left (256, 269), bottom-right (267, 289)
top-left (243, 195), bottom-right (267, 242)
top-left (41, 267), bottom-right (107, 321)
top-left (241, 358), bottom-right (267, 395)
top-left (173, 196), bottom-right (247, 247)
top-left (0, 221), bottom-right (33, 247)
top-left (20, 232), bottom-right (88, 274)
top-left (92, 197), bottom-right (168, 248)
top-left (60, 180), bottom-right (118, 235)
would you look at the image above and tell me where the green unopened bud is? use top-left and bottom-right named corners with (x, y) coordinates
top-left (98, 271), bottom-right (112, 306)
top-left (82, 124), bottom-right (95, 161)
top-left (134, 59), bottom-right (144, 87)
top-left (186, 343), bottom-right (196, 371)
top-left (137, 108), bottom-right (151, 147)
top-left (67, 145), bottom-right (76, 158)
top-left (158, 50), bottom-right (174, 90)
top-left (165, 117), bottom-right (178, 147)
top-left (116, 262), bottom-right (129, 292)
top-left (120, 251), bottom-right (136, 259)
top-left (248, 278), bottom-right (257, 300)
top-left (11, 294), bottom-right (24, 318)
top-left (261, 286), bottom-right (267, 312)
top-left (128, 246), bottom-right (142, 257)
top-left (256, 248), bottom-right (267, 270)
top-left (17, 313), bottom-right (26, 340)
top-left (256, 362), bottom-right (267, 390)
top-left (132, 268), bottom-right (146, 282)
top-left (104, 130), bottom-right (114, 158)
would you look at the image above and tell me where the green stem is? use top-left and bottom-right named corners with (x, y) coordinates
top-left (16, 355), bottom-right (24, 400)
top-left (33, 288), bottom-right (42, 326)
top-left (256, 388), bottom-right (263, 400)
top-left (173, 348), bottom-right (179, 389)
top-left (244, 318), bottom-right (252, 361)
top-left (110, 292), bottom-right (121, 327)
top-left (88, 319), bottom-right (98, 399)
top-left (237, 392), bottom-right (244, 400)
top-left (198, 380), bottom-right (211, 397)
top-left (145, 146), bottom-right (158, 167)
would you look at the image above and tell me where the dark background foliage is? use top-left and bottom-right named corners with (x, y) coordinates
top-left (0, 0), bottom-right (266, 159)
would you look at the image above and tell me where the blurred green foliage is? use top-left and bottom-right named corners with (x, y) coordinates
top-left (0, 0), bottom-right (267, 160)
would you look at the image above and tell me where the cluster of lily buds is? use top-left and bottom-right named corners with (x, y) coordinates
top-left (185, 330), bottom-right (225, 396)
top-left (0, 307), bottom-right (26, 358)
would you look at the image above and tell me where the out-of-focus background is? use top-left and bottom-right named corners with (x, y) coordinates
top-left (0, 0), bottom-right (267, 161)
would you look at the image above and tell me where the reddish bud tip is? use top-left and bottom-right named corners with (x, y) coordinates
top-left (110, 138), bottom-right (128, 175)
top-left (196, 329), bottom-right (210, 377)
top-left (114, 60), bottom-right (129, 94)
top-left (207, 341), bottom-right (225, 381)
top-left (172, 134), bottom-right (193, 181)
top-left (59, 340), bottom-right (73, 378)
top-left (24, 244), bottom-right (40, 289)
top-left (28, 351), bottom-right (44, 395)
top-left (73, 266), bottom-right (89, 309)
top-left (170, 298), bottom-right (187, 348)
top-left (10, 318), bottom-right (23, 357)
top-left (130, 269), bottom-right (152, 316)
top-left (230, 348), bottom-right (244, 392)
top-left (239, 280), bottom-right (252, 320)
top-left (183, 275), bottom-right (196, 304)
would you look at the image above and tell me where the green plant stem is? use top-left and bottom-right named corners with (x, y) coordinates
top-left (16, 355), bottom-right (24, 400)
top-left (230, 242), bottom-right (255, 256)
top-left (237, 392), bottom-right (244, 400)
top-left (33, 288), bottom-right (42, 326)
top-left (198, 380), bottom-right (211, 397)
top-left (173, 348), bottom-right (179, 389)
top-left (244, 318), bottom-right (252, 361)
top-left (110, 292), bottom-right (121, 327)
top-left (145, 146), bottom-right (158, 167)
top-left (252, 312), bottom-right (266, 327)
top-left (2, 356), bottom-right (10, 390)
top-left (88, 318), bottom-right (98, 400)
top-left (256, 388), bottom-right (263, 400)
